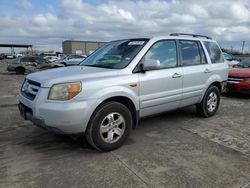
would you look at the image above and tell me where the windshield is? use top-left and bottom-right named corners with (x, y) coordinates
top-left (235, 59), bottom-right (250, 68)
top-left (80, 39), bottom-right (149, 69)
top-left (223, 53), bottom-right (232, 60)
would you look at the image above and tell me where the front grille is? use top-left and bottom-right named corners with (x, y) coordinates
top-left (227, 76), bottom-right (244, 84)
top-left (21, 79), bottom-right (41, 101)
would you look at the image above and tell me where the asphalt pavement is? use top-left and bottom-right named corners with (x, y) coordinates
top-left (0, 61), bottom-right (249, 188)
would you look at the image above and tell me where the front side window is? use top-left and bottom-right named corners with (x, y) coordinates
top-left (143, 40), bottom-right (177, 69)
top-left (20, 57), bottom-right (33, 62)
top-left (179, 40), bottom-right (202, 66)
top-left (204, 41), bottom-right (224, 63)
top-left (81, 39), bottom-right (149, 69)
top-left (223, 52), bottom-right (233, 61)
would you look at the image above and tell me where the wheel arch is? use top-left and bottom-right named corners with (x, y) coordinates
top-left (210, 81), bottom-right (222, 93)
top-left (90, 96), bottom-right (139, 130)
top-left (199, 79), bottom-right (222, 103)
top-left (15, 66), bottom-right (25, 73)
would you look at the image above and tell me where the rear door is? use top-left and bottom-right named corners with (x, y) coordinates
top-left (179, 40), bottom-right (211, 107)
top-left (139, 40), bottom-right (183, 117)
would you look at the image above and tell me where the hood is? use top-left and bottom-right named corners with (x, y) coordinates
top-left (229, 68), bottom-right (250, 78)
top-left (26, 66), bottom-right (119, 87)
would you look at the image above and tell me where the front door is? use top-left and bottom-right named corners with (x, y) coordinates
top-left (138, 40), bottom-right (183, 117)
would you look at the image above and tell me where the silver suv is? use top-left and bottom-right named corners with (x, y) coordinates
top-left (18, 33), bottom-right (228, 151)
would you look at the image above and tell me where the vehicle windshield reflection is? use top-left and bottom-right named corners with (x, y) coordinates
top-left (80, 39), bottom-right (148, 69)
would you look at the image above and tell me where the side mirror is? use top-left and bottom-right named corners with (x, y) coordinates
top-left (143, 59), bottom-right (160, 71)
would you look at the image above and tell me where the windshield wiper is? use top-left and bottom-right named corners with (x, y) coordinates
top-left (83, 64), bottom-right (115, 69)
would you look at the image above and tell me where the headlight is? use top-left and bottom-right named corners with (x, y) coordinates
top-left (48, 82), bottom-right (81, 100)
top-left (244, 78), bottom-right (250, 82)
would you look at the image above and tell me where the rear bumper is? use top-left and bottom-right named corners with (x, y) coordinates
top-left (227, 82), bottom-right (250, 94)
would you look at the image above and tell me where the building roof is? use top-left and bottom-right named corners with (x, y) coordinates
top-left (63, 40), bottom-right (105, 44)
top-left (0, 44), bottom-right (32, 48)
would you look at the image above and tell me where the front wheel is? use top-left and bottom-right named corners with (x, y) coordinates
top-left (196, 85), bottom-right (220, 117)
top-left (85, 101), bottom-right (132, 151)
top-left (15, 67), bottom-right (25, 74)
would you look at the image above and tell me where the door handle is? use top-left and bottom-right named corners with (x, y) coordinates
top-left (172, 73), bottom-right (182, 78)
top-left (204, 69), bottom-right (211, 73)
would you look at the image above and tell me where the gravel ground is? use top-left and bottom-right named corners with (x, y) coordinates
top-left (0, 60), bottom-right (250, 188)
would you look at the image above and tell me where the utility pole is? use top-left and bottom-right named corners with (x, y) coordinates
top-left (241, 41), bottom-right (245, 54)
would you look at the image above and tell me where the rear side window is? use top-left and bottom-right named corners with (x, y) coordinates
top-left (179, 40), bottom-right (203, 66)
top-left (203, 41), bottom-right (224, 63)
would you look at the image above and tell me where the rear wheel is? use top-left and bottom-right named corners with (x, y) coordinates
top-left (15, 67), bottom-right (25, 74)
top-left (85, 101), bottom-right (132, 151)
top-left (196, 85), bottom-right (220, 117)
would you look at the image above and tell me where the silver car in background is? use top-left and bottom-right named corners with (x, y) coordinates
top-left (7, 56), bottom-right (64, 74)
top-left (18, 33), bottom-right (228, 151)
top-left (59, 54), bottom-right (86, 66)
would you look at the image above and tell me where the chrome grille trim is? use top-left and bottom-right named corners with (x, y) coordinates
top-left (228, 76), bottom-right (244, 84)
top-left (21, 79), bottom-right (40, 100)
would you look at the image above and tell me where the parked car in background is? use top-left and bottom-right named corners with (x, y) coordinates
top-left (6, 54), bottom-right (15, 59)
top-left (227, 59), bottom-right (250, 94)
top-left (223, 52), bottom-right (240, 68)
top-left (16, 54), bottom-right (23, 58)
top-left (18, 34), bottom-right (228, 151)
top-left (7, 56), bottom-right (64, 74)
top-left (0, 54), bottom-right (5, 60)
top-left (59, 54), bottom-right (86, 66)
top-left (45, 56), bottom-right (61, 63)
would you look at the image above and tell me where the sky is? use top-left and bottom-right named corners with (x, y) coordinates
top-left (0, 0), bottom-right (250, 53)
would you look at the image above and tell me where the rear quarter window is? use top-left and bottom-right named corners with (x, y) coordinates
top-left (203, 41), bottom-right (224, 64)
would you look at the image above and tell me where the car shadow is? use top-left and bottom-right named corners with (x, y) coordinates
top-left (15, 106), bottom-right (201, 154)
top-left (136, 106), bottom-right (197, 131)
top-left (222, 92), bottom-right (250, 99)
top-left (0, 72), bottom-right (27, 76)
top-left (15, 128), bottom-right (97, 155)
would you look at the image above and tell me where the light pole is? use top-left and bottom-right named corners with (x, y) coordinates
top-left (241, 41), bottom-right (245, 54)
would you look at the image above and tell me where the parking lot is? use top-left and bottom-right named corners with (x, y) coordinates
top-left (0, 61), bottom-right (249, 188)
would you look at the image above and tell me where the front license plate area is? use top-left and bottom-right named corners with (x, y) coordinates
top-left (19, 103), bottom-right (26, 119)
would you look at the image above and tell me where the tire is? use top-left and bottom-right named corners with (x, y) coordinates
top-left (15, 67), bottom-right (25, 74)
top-left (196, 85), bottom-right (220, 118)
top-left (85, 101), bottom-right (133, 151)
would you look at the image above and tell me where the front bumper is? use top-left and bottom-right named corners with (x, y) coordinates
top-left (19, 89), bottom-right (101, 134)
top-left (7, 65), bottom-right (16, 72)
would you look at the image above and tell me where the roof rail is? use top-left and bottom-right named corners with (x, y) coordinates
top-left (170, 33), bottom-right (212, 39)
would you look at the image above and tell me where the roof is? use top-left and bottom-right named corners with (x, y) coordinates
top-left (63, 40), bottom-right (105, 44)
top-left (0, 44), bottom-right (32, 48)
